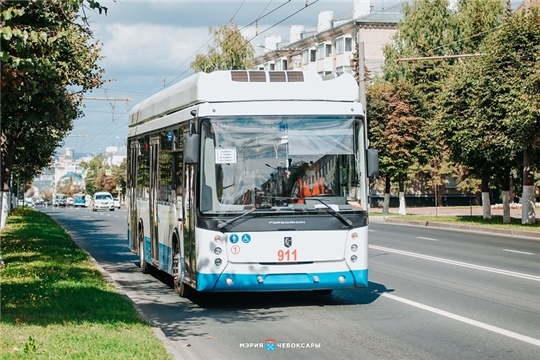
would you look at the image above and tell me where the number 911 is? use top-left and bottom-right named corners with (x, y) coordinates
top-left (277, 249), bottom-right (297, 262)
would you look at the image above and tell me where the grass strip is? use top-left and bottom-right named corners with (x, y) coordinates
top-left (0, 208), bottom-right (172, 359)
top-left (370, 212), bottom-right (540, 232)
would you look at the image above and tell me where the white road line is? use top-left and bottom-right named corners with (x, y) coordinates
top-left (370, 245), bottom-right (540, 282)
top-left (502, 249), bottom-right (535, 255)
top-left (417, 237), bottom-right (438, 241)
top-left (382, 293), bottom-right (540, 347)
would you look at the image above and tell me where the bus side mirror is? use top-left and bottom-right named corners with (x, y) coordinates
top-left (184, 133), bottom-right (200, 164)
top-left (367, 148), bottom-right (379, 178)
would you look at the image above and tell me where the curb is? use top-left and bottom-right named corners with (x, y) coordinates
top-left (376, 217), bottom-right (540, 240)
top-left (63, 226), bottom-right (185, 360)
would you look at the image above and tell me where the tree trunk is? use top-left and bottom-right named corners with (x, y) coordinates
top-left (1, 136), bottom-right (17, 229)
top-left (502, 168), bottom-right (511, 224)
top-left (522, 149), bottom-right (536, 224)
top-left (481, 176), bottom-right (492, 220)
top-left (0, 191), bottom-right (9, 229)
top-left (398, 175), bottom-right (406, 215)
top-left (382, 174), bottom-right (391, 213)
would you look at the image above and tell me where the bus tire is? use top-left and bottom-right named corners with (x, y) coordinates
top-left (178, 281), bottom-right (193, 298)
top-left (172, 239), bottom-right (181, 294)
top-left (139, 231), bottom-right (150, 274)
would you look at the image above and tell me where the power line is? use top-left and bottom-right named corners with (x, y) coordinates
top-left (162, 0), bottom-right (296, 89)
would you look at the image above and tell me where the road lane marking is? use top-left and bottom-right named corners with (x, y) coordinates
top-left (502, 249), bottom-right (535, 255)
top-left (382, 293), bottom-right (540, 347)
top-left (417, 237), bottom-right (438, 241)
top-left (370, 245), bottom-right (540, 282)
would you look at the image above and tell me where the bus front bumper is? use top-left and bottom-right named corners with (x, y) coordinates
top-left (196, 268), bottom-right (368, 292)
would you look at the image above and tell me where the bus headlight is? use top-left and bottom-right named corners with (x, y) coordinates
top-left (214, 235), bottom-right (222, 243)
top-left (351, 232), bottom-right (358, 239)
top-left (351, 244), bottom-right (358, 252)
top-left (226, 278), bottom-right (233, 285)
top-left (214, 247), bottom-right (222, 255)
top-left (338, 276), bottom-right (346, 283)
top-left (350, 255), bottom-right (358, 263)
top-left (215, 258), bottom-right (222, 266)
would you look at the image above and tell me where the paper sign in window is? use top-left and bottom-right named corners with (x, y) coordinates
top-left (215, 148), bottom-right (237, 164)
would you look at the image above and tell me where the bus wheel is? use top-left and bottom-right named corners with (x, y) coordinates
top-left (172, 241), bottom-right (181, 294)
top-left (178, 281), bottom-right (193, 298)
top-left (139, 231), bottom-right (150, 274)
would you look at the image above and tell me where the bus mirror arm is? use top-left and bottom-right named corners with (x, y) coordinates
top-left (184, 133), bottom-right (200, 164)
top-left (367, 148), bottom-right (379, 178)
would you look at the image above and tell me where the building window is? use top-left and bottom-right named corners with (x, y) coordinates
top-left (325, 43), bottom-right (332, 57)
top-left (303, 50), bottom-right (309, 65)
top-left (336, 38), bottom-right (344, 54)
top-left (310, 49), bottom-right (316, 62)
top-left (345, 37), bottom-right (353, 52)
top-left (336, 66), bottom-right (352, 74)
top-left (317, 44), bottom-right (324, 60)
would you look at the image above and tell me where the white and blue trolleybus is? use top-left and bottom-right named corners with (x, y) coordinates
top-left (127, 70), bottom-right (378, 297)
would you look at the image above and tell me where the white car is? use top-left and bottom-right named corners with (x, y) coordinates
top-left (113, 197), bottom-right (121, 209)
top-left (92, 192), bottom-right (115, 211)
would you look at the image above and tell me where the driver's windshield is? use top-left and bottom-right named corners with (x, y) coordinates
top-left (200, 116), bottom-right (367, 214)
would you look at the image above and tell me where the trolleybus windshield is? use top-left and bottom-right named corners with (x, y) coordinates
top-left (200, 115), bottom-right (367, 215)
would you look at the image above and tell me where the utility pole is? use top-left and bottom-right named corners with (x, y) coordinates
top-left (358, 42), bottom-right (367, 112)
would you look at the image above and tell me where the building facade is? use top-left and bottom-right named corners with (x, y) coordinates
top-left (253, 0), bottom-right (401, 79)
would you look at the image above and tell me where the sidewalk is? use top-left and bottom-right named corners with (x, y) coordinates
top-left (369, 206), bottom-right (540, 240)
top-left (370, 205), bottom-right (526, 218)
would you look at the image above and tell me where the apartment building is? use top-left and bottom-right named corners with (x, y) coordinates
top-left (253, 0), bottom-right (402, 79)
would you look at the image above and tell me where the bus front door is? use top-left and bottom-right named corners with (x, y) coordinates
top-left (129, 143), bottom-right (138, 252)
top-left (149, 138), bottom-right (160, 267)
top-left (183, 163), bottom-right (197, 288)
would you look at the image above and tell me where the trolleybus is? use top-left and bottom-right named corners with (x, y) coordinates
top-left (127, 70), bottom-right (378, 297)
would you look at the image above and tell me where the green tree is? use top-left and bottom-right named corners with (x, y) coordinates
top-left (440, 7), bottom-right (540, 224)
top-left (114, 158), bottom-right (127, 198)
top-left (1, 0), bottom-right (105, 227)
top-left (380, 0), bottom-right (506, 214)
top-left (191, 23), bottom-right (254, 72)
top-left (367, 80), bottom-right (424, 214)
top-left (81, 155), bottom-right (104, 196)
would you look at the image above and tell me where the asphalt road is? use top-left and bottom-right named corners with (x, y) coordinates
top-left (40, 206), bottom-right (540, 360)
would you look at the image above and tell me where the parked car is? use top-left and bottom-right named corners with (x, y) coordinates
top-left (67, 197), bottom-right (74, 207)
top-left (58, 198), bottom-right (67, 207)
top-left (92, 192), bottom-right (115, 211)
top-left (113, 197), bottom-right (121, 209)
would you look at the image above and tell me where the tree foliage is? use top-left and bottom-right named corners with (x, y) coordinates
top-left (190, 23), bottom-right (254, 72)
top-left (367, 80), bottom-right (424, 192)
top-left (438, 5), bottom-right (540, 185)
top-left (1, 0), bottom-right (105, 197)
top-left (374, 0), bottom-right (508, 201)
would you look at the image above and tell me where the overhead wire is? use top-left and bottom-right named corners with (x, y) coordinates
top-left (163, 0), bottom-right (296, 89)
top-left (77, 1), bottom-right (290, 153)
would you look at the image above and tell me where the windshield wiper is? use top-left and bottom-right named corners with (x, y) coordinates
top-left (310, 198), bottom-right (353, 228)
top-left (217, 209), bottom-right (257, 229)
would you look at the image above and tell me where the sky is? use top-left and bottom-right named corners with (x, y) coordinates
top-left (62, 0), bottom-right (523, 157)
top-left (63, 0), bottom-right (408, 157)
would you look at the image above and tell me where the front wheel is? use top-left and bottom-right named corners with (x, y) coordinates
top-left (139, 233), bottom-right (150, 274)
top-left (173, 243), bottom-right (181, 294)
